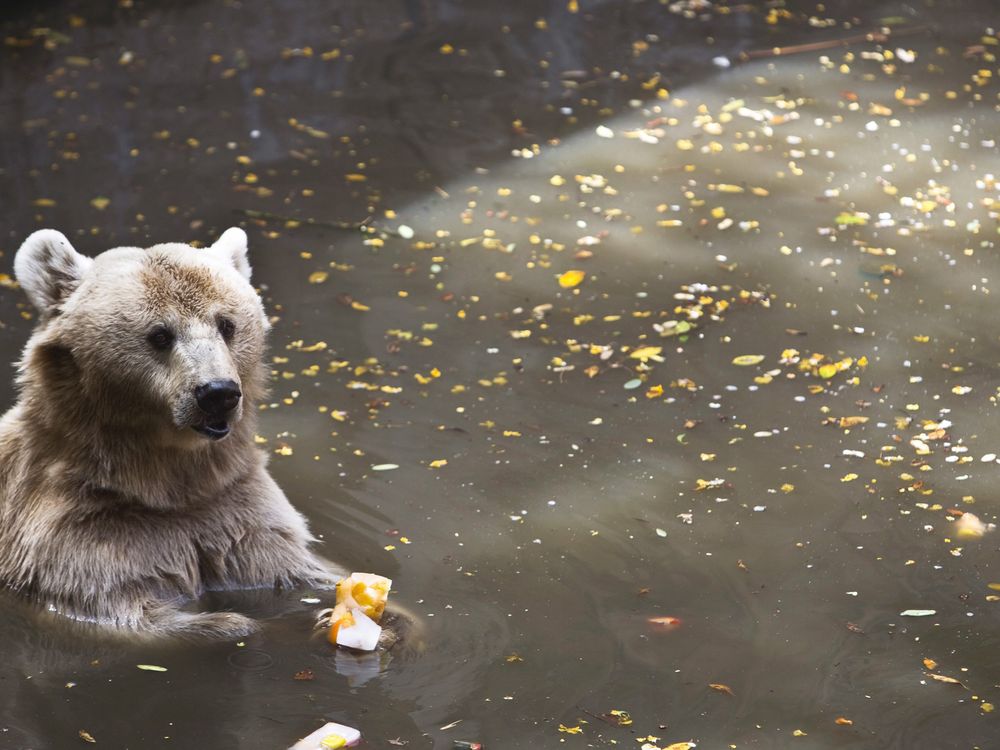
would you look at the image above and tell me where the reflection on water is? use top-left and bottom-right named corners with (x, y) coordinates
top-left (2, 1), bottom-right (1000, 748)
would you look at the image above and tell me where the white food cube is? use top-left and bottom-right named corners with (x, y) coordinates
top-left (289, 721), bottom-right (361, 749)
top-left (335, 607), bottom-right (382, 651)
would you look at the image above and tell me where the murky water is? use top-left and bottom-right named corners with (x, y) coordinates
top-left (2, 1), bottom-right (1000, 748)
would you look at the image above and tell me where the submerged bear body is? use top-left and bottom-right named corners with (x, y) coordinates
top-left (0, 228), bottom-right (339, 637)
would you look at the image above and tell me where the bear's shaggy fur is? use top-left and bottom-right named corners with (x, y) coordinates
top-left (0, 228), bottom-right (342, 638)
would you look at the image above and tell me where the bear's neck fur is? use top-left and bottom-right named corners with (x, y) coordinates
top-left (16, 337), bottom-right (266, 511)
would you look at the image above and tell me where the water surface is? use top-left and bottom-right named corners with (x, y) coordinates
top-left (1, 1), bottom-right (999, 748)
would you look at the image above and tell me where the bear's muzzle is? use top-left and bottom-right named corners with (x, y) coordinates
top-left (192, 379), bottom-right (241, 440)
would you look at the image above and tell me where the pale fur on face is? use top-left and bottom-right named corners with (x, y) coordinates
top-left (16, 228), bottom-right (269, 446)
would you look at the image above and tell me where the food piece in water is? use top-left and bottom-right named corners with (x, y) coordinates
top-left (327, 603), bottom-right (382, 651)
top-left (336, 572), bottom-right (392, 621)
top-left (289, 721), bottom-right (362, 749)
top-left (321, 571), bottom-right (392, 651)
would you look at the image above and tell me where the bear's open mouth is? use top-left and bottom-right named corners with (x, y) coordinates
top-left (193, 421), bottom-right (230, 440)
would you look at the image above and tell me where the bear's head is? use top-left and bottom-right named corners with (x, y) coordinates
top-left (13, 228), bottom-right (269, 449)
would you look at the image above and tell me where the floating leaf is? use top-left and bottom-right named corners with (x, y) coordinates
top-left (834, 717), bottom-right (853, 726)
top-left (818, 363), bottom-right (839, 379)
top-left (927, 673), bottom-right (965, 687)
top-left (631, 346), bottom-right (664, 362)
top-left (835, 211), bottom-right (869, 225)
top-left (136, 664), bottom-right (167, 672)
top-left (558, 269), bottom-right (586, 288)
top-left (709, 683), bottom-right (734, 696)
top-left (648, 616), bottom-right (681, 627)
top-left (900, 609), bottom-right (936, 617)
top-left (732, 354), bottom-right (765, 366)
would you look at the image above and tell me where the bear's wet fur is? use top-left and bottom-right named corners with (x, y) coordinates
top-left (0, 228), bottom-right (343, 638)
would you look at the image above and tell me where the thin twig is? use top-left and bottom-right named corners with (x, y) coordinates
top-left (234, 208), bottom-right (399, 236)
top-left (741, 24), bottom-right (930, 60)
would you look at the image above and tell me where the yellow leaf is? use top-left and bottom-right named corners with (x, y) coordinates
top-left (838, 416), bottom-right (869, 427)
top-left (818, 363), bottom-right (839, 379)
top-left (732, 354), bottom-right (765, 366)
top-left (709, 683), bottom-right (734, 696)
top-left (90, 196), bottom-right (110, 210)
top-left (631, 346), bottom-right (664, 362)
top-left (308, 271), bottom-right (329, 284)
top-left (429, 459), bottom-right (448, 468)
top-left (350, 300), bottom-right (370, 311)
top-left (923, 657), bottom-right (938, 670)
top-left (558, 269), bottom-right (586, 288)
top-left (780, 483), bottom-right (795, 493)
top-left (664, 743), bottom-right (696, 750)
top-left (841, 473), bottom-right (858, 482)
top-left (557, 724), bottom-right (583, 734)
top-left (983, 702), bottom-right (995, 713)
top-left (793, 729), bottom-right (807, 737)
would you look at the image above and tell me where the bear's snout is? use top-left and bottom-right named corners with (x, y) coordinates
top-left (195, 379), bottom-right (241, 417)
top-left (191, 379), bottom-right (241, 440)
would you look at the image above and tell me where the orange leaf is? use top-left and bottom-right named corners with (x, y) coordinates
top-left (709, 683), bottom-right (734, 696)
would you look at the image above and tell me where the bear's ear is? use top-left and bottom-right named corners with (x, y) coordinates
top-left (210, 227), bottom-right (252, 281)
top-left (14, 229), bottom-right (93, 314)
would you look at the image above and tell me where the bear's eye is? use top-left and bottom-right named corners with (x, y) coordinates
top-left (217, 317), bottom-right (236, 341)
top-left (147, 327), bottom-right (175, 351)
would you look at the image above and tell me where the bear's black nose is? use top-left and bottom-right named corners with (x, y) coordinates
top-left (195, 380), bottom-right (241, 417)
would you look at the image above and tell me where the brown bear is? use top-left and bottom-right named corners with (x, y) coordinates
top-left (0, 227), bottom-right (343, 638)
